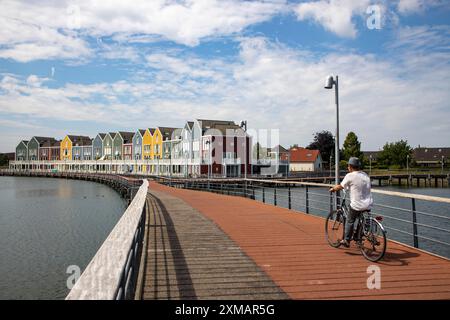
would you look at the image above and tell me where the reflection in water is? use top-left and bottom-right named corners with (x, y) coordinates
top-left (0, 176), bottom-right (127, 300)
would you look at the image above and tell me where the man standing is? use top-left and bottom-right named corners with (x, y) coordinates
top-left (329, 157), bottom-right (373, 247)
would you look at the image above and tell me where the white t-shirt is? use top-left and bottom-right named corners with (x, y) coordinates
top-left (340, 171), bottom-right (373, 211)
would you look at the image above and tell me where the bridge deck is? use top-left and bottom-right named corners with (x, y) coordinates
top-left (143, 181), bottom-right (450, 300)
top-left (142, 188), bottom-right (288, 299)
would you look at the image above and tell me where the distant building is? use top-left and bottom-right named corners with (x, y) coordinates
top-left (289, 147), bottom-right (322, 172)
top-left (362, 151), bottom-right (381, 164)
top-left (413, 147), bottom-right (450, 167)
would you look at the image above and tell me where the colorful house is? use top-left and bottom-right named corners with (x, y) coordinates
top-left (93, 133), bottom-right (106, 160)
top-left (159, 127), bottom-right (182, 160)
top-left (132, 129), bottom-right (146, 160)
top-left (113, 132), bottom-right (134, 160)
top-left (151, 128), bottom-right (163, 159)
top-left (102, 133), bottom-right (115, 160)
top-left (289, 147), bottom-right (322, 172)
top-left (28, 137), bottom-right (56, 161)
top-left (60, 135), bottom-right (92, 160)
top-left (142, 128), bottom-right (154, 160)
top-left (15, 140), bottom-right (29, 161)
top-left (39, 139), bottom-right (61, 161)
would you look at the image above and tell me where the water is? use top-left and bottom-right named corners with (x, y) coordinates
top-left (0, 176), bottom-right (127, 300)
top-left (251, 185), bottom-right (450, 258)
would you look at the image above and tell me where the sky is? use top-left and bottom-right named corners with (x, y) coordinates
top-left (0, 0), bottom-right (449, 152)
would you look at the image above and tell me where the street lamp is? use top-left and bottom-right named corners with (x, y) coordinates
top-left (442, 155), bottom-right (445, 174)
top-left (205, 140), bottom-right (211, 180)
top-left (369, 154), bottom-right (372, 176)
top-left (407, 154), bottom-right (410, 174)
top-left (324, 75), bottom-right (340, 186)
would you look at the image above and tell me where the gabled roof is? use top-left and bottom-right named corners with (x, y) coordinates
top-left (117, 131), bottom-right (134, 144)
top-left (136, 129), bottom-right (146, 137)
top-left (67, 135), bottom-right (92, 146)
top-left (96, 133), bottom-right (106, 140)
top-left (147, 128), bottom-right (156, 135)
top-left (41, 138), bottom-right (60, 148)
top-left (186, 122), bottom-right (194, 130)
top-left (268, 145), bottom-right (289, 154)
top-left (51, 140), bottom-right (61, 147)
top-left (413, 147), bottom-right (450, 162)
top-left (31, 136), bottom-right (57, 147)
top-left (197, 119), bottom-right (244, 135)
top-left (158, 127), bottom-right (181, 141)
top-left (290, 147), bottom-right (321, 163)
top-left (17, 140), bottom-right (29, 147)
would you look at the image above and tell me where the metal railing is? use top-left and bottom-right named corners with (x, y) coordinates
top-left (66, 179), bottom-right (148, 300)
top-left (155, 177), bottom-right (450, 259)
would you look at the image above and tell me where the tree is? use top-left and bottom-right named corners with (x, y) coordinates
top-left (378, 140), bottom-right (412, 168)
top-left (342, 132), bottom-right (363, 161)
top-left (307, 131), bottom-right (335, 167)
top-left (0, 154), bottom-right (9, 166)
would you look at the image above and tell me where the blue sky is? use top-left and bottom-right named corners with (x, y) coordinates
top-left (1, 0), bottom-right (449, 152)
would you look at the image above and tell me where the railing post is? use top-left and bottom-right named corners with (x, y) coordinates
top-left (288, 186), bottom-right (292, 210)
top-left (252, 183), bottom-right (255, 200)
top-left (262, 187), bottom-right (265, 203)
top-left (329, 192), bottom-right (333, 213)
top-left (274, 184), bottom-right (277, 206)
top-left (305, 186), bottom-right (309, 214)
top-left (412, 198), bottom-right (419, 248)
top-left (244, 180), bottom-right (248, 198)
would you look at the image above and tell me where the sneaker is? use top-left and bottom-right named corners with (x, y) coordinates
top-left (340, 240), bottom-right (350, 248)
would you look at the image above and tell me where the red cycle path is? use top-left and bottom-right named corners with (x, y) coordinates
top-left (149, 181), bottom-right (450, 300)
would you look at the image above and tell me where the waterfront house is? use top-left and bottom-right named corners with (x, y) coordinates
top-left (151, 128), bottom-right (163, 160)
top-left (15, 140), bottom-right (29, 161)
top-left (159, 127), bottom-right (182, 159)
top-left (39, 139), bottom-right (61, 161)
top-left (132, 129), bottom-right (146, 160)
top-left (180, 122), bottom-right (194, 176)
top-left (28, 137), bottom-right (57, 161)
top-left (61, 135), bottom-right (92, 161)
top-left (102, 133), bottom-right (115, 160)
top-left (143, 128), bottom-right (154, 160)
top-left (289, 147), bottom-right (322, 172)
top-left (196, 119), bottom-right (251, 177)
top-left (113, 132), bottom-right (134, 160)
top-left (413, 147), bottom-right (450, 168)
top-left (93, 133), bottom-right (106, 160)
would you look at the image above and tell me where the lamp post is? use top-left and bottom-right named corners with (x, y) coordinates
top-left (407, 154), bottom-right (410, 174)
top-left (324, 75), bottom-right (340, 186)
top-left (369, 154), bottom-right (372, 176)
top-left (442, 155), bottom-right (445, 174)
top-left (205, 140), bottom-right (211, 180)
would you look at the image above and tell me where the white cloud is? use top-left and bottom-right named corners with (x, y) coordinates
top-left (0, 0), bottom-right (287, 62)
top-left (1, 32), bottom-right (449, 152)
top-left (294, 0), bottom-right (371, 38)
top-left (397, 0), bottom-right (444, 14)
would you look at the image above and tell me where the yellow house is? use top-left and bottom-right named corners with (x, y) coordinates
top-left (142, 128), bottom-right (154, 160)
top-left (152, 128), bottom-right (163, 160)
top-left (60, 135), bottom-right (72, 160)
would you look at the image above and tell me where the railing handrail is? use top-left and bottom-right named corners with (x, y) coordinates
top-left (66, 179), bottom-right (148, 300)
top-left (157, 176), bottom-right (450, 205)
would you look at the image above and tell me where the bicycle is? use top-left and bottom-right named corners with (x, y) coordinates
top-left (325, 191), bottom-right (387, 262)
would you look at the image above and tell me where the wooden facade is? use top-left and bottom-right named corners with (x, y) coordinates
top-left (15, 140), bottom-right (29, 161)
top-left (132, 130), bottom-right (146, 160)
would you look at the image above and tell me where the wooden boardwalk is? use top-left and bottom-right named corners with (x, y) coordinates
top-left (142, 181), bottom-right (450, 300)
top-left (142, 188), bottom-right (288, 300)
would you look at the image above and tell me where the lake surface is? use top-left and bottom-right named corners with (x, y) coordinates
top-left (251, 185), bottom-right (450, 258)
top-left (0, 176), bottom-right (127, 300)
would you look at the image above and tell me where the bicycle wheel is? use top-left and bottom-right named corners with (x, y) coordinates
top-left (359, 218), bottom-right (387, 262)
top-left (325, 210), bottom-right (345, 248)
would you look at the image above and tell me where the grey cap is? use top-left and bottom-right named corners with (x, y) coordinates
top-left (348, 157), bottom-right (361, 168)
